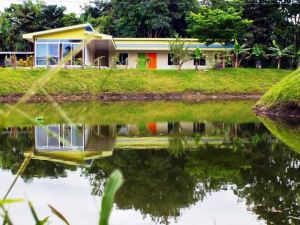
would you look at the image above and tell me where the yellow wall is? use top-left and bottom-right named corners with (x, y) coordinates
top-left (35, 28), bottom-right (88, 39)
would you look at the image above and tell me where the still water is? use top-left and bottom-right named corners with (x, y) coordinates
top-left (0, 101), bottom-right (299, 225)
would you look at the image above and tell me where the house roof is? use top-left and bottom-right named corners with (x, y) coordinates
top-left (22, 24), bottom-right (232, 50)
top-left (22, 23), bottom-right (94, 42)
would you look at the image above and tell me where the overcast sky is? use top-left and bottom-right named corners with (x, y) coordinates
top-left (0, 0), bottom-right (92, 14)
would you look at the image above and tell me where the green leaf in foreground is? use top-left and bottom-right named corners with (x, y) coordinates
top-left (0, 199), bottom-right (23, 206)
top-left (48, 204), bottom-right (70, 225)
top-left (28, 201), bottom-right (49, 225)
top-left (99, 170), bottom-right (124, 225)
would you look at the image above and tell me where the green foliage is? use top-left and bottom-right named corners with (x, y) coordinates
top-left (230, 39), bottom-right (251, 68)
top-left (0, 1), bottom-right (79, 51)
top-left (268, 40), bottom-right (294, 69)
top-left (251, 44), bottom-right (265, 68)
top-left (99, 170), bottom-right (124, 225)
top-left (168, 36), bottom-right (191, 70)
top-left (187, 6), bottom-right (252, 43)
top-left (193, 48), bottom-right (203, 70)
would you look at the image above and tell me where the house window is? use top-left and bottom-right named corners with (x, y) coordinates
top-left (168, 54), bottom-right (178, 65)
top-left (36, 44), bottom-right (47, 66)
top-left (118, 53), bottom-right (128, 65)
top-left (194, 56), bottom-right (206, 66)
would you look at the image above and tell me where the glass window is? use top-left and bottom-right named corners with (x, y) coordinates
top-left (117, 53), bottom-right (128, 65)
top-left (36, 127), bottom-right (47, 147)
top-left (72, 126), bottom-right (83, 147)
top-left (194, 56), bottom-right (206, 66)
top-left (36, 44), bottom-right (47, 65)
top-left (48, 44), bottom-right (59, 65)
top-left (48, 125), bottom-right (60, 147)
top-left (62, 44), bottom-right (72, 65)
top-left (72, 44), bottom-right (83, 65)
top-left (168, 54), bottom-right (178, 65)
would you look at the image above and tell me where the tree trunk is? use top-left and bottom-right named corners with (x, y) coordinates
top-left (277, 58), bottom-right (281, 69)
top-left (235, 53), bottom-right (238, 68)
top-left (195, 61), bottom-right (198, 70)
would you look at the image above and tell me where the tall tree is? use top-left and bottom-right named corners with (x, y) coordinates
top-left (187, 6), bottom-right (252, 44)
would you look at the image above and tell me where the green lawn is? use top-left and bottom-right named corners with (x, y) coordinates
top-left (0, 68), bottom-right (292, 95)
top-left (256, 68), bottom-right (300, 107)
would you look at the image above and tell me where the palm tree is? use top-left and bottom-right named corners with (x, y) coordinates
top-left (251, 44), bottom-right (265, 68)
top-left (193, 48), bottom-right (202, 70)
top-left (231, 39), bottom-right (250, 68)
top-left (268, 40), bottom-right (294, 69)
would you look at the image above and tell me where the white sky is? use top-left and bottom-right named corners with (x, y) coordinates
top-left (0, 0), bottom-right (92, 14)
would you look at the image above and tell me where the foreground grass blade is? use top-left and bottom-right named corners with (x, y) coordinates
top-left (0, 199), bottom-right (23, 206)
top-left (28, 201), bottom-right (49, 225)
top-left (99, 170), bottom-right (124, 225)
top-left (48, 205), bottom-right (70, 225)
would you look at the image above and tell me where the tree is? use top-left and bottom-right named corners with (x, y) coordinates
top-left (187, 6), bottom-right (252, 44)
top-left (62, 13), bottom-right (80, 26)
top-left (230, 39), bottom-right (250, 68)
top-left (40, 5), bottom-right (66, 29)
top-left (0, 1), bottom-right (69, 51)
top-left (169, 36), bottom-right (191, 70)
top-left (268, 40), bottom-right (294, 69)
top-left (193, 48), bottom-right (203, 70)
top-left (251, 44), bottom-right (265, 68)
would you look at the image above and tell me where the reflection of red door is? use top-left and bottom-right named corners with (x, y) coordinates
top-left (148, 122), bottom-right (157, 134)
top-left (148, 53), bottom-right (157, 69)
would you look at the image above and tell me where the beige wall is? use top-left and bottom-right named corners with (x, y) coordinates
top-left (108, 50), bottom-right (223, 69)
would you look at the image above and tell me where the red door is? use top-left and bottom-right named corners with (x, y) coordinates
top-left (148, 53), bottom-right (157, 70)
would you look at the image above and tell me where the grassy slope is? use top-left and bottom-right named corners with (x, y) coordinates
top-left (0, 101), bottom-right (258, 127)
top-left (0, 68), bottom-right (291, 95)
top-left (256, 69), bottom-right (300, 107)
top-left (260, 117), bottom-right (300, 154)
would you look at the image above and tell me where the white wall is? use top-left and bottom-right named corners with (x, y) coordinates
top-left (109, 50), bottom-right (221, 69)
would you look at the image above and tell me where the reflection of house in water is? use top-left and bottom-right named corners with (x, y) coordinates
top-left (27, 124), bottom-right (116, 166)
top-left (115, 122), bottom-right (224, 150)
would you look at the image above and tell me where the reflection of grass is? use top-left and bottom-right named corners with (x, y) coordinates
top-left (259, 117), bottom-right (300, 154)
top-left (0, 68), bottom-right (290, 95)
top-left (0, 101), bottom-right (259, 127)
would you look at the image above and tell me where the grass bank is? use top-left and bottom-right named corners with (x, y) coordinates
top-left (0, 68), bottom-right (291, 97)
top-left (255, 69), bottom-right (300, 116)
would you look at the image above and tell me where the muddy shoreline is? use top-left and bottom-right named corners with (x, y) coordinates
top-left (253, 101), bottom-right (300, 119)
top-left (0, 92), bottom-right (262, 103)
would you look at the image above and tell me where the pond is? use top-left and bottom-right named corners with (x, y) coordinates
top-left (0, 101), bottom-right (299, 225)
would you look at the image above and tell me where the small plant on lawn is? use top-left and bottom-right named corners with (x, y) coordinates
top-left (251, 44), bottom-right (265, 68)
top-left (193, 48), bottom-right (203, 70)
top-left (169, 35), bottom-right (191, 70)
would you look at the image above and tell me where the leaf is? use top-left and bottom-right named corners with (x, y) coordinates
top-left (48, 205), bottom-right (70, 225)
top-left (99, 170), bottom-right (124, 225)
top-left (28, 201), bottom-right (49, 225)
top-left (0, 199), bottom-right (23, 206)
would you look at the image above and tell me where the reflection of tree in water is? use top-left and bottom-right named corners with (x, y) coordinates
top-left (85, 146), bottom-right (251, 224)
top-left (86, 129), bottom-right (300, 225)
top-left (235, 141), bottom-right (300, 225)
top-left (0, 129), bottom-right (75, 182)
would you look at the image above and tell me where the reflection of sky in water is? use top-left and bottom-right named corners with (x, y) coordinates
top-left (0, 169), bottom-right (263, 225)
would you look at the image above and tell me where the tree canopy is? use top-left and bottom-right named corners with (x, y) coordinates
top-left (0, 0), bottom-right (299, 67)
